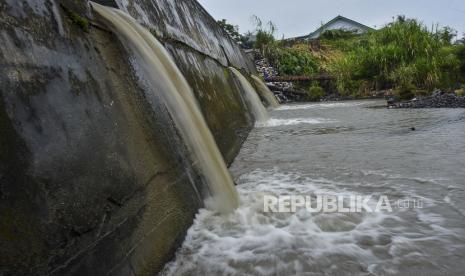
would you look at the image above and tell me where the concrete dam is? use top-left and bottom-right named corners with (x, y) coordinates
top-left (0, 0), bottom-right (276, 274)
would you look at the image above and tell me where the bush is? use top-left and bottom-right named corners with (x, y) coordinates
top-left (217, 19), bottom-right (243, 43)
top-left (307, 86), bottom-right (325, 101)
top-left (320, 29), bottom-right (358, 40)
top-left (327, 17), bottom-right (462, 96)
top-left (452, 44), bottom-right (465, 82)
top-left (249, 15), bottom-right (463, 99)
top-left (251, 16), bottom-right (277, 57)
top-left (396, 84), bottom-right (415, 101)
top-left (274, 47), bottom-right (319, 76)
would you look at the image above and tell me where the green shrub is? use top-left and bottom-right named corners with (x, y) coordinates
top-left (307, 86), bottom-right (325, 101)
top-left (327, 17), bottom-right (461, 95)
top-left (251, 15), bottom-right (277, 57)
top-left (217, 19), bottom-right (243, 43)
top-left (396, 84), bottom-right (415, 101)
top-left (274, 47), bottom-right (319, 76)
top-left (329, 53), bottom-right (362, 95)
top-left (250, 15), bottom-right (463, 99)
top-left (456, 45), bottom-right (465, 75)
top-left (320, 29), bottom-right (358, 40)
top-left (389, 64), bottom-right (416, 89)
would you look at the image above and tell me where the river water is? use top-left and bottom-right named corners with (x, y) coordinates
top-left (163, 100), bottom-right (465, 275)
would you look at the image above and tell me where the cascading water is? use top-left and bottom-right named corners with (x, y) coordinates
top-left (229, 67), bottom-right (269, 123)
top-left (91, 2), bottom-right (239, 213)
top-left (251, 75), bottom-right (280, 108)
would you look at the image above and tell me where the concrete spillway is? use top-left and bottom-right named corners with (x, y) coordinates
top-left (230, 67), bottom-right (269, 123)
top-left (92, 2), bottom-right (240, 214)
top-left (251, 75), bottom-right (280, 108)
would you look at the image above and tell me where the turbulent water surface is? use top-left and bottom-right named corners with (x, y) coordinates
top-left (163, 100), bottom-right (465, 275)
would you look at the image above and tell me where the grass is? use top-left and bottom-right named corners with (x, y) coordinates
top-left (325, 17), bottom-right (465, 96)
top-left (257, 16), bottom-right (465, 98)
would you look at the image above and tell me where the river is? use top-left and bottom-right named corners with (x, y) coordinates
top-left (163, 100), bottom-right (465, 275)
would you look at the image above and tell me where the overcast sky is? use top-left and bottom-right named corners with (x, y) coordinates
top-left (198, 0), bottom-right (465, 39)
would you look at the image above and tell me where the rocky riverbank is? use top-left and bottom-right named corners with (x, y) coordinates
top-left (255, 58), bottom-right (298, 102)
top-left (388, 91), bottom-right (465, 108)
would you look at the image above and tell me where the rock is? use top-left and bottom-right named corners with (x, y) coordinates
top-left (432, 89), bottom-right (445, 97)
top-left (253, 57), bottom-right (300, 102)
top-left (389, 92), bottom-right (465, 109)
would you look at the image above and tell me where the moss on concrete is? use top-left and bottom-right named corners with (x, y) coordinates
top-left (70, 11), bottom-right (89, 31)
top-left (163, 43), bottom-right (253, 164)
top-left (0, 0), bottom-right (254, 275)
top-left (62, 5), bottom-right (89, 32)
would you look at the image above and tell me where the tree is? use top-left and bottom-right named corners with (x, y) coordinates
top-left (437, 26), bottom-right (457, 45)
top-left (217, 19), bottom-right (243, 43)
top-left (251, 15), bottom-right (277, 55)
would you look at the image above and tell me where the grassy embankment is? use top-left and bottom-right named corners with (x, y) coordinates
top-left (254, 16), bottom-right (465, 101)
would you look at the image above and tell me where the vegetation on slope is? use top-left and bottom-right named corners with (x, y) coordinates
top-left (327, 16), bottom-right (465, 97)
top-left (218, 16), bottom-right (465, 100)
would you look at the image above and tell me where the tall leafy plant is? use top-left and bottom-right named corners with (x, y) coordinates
top-left (328, 17), bottom-right (462, 95)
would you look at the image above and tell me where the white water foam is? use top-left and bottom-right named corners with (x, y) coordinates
top-left (162, 169), bottom-right (464, 275)
top-left (162, 170), bottom-right (392, 275)
top-left (257, 118), bottom-right (338, 127)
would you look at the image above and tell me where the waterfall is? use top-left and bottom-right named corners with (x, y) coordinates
top-left (91, 2), bottom-right (239, 213)
top-left (229, 67), bottom-right (269, 123)
top-left (251, 75), bottom-right (280, 108)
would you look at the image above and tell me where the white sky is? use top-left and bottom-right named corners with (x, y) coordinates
top-left (198, 0), bottom-right (465, 39)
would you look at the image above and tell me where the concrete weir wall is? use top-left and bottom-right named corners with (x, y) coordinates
top-left (0, 0), bottom-right (255, 275)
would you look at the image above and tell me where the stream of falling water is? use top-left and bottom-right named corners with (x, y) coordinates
top-left (251, 75), bottom-right (280, 108)
top-left (91, 2), bottom-right (239, 213)
top-left (230, 67), bottom-right (269, 123)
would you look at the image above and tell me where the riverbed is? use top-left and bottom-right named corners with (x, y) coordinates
top-left (163, 100), bottom-right (465, 275)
